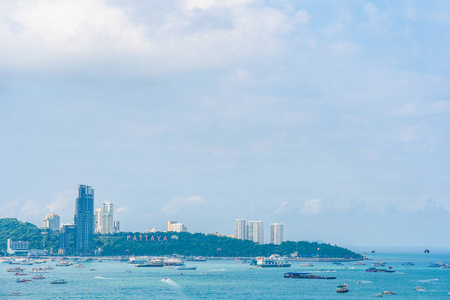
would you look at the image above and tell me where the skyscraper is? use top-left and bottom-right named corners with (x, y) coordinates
top-left (100, 201), bottom-right (114, 234)
top-left (95, 208), bottom-right (102, 233)
top-left (235, 219), bottom-right (247, 240)
top-left (248, 221), bottom-right (264, 244)
top-left (270, 223), bottom-right (283, 245)
top-left (113, 220), bottom-right (120, 233)
top-left (74, 184), bottom-right (95, 255)
top-left (42, 213), bottom-right (60, 231)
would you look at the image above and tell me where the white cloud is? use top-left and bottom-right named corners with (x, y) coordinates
top-left (274, 201), bottom-right (289, 214)
top-left (162, 195), bottom-right (205, 214)
top-left (116, 207), bottom-right (130, 213)
top-left (398, 124), bottom-right (419, 143)
top-left (300, 198), bottom-right (322, 215)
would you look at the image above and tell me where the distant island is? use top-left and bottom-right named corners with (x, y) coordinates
top-left (0, 218), bottom-right (362, 259)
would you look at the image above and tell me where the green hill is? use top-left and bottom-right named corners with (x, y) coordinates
top-left (0, 218), bottom-right (362, 259)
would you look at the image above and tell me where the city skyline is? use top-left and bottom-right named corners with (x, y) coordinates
top-left (1, 0), bottom-right (449, 248)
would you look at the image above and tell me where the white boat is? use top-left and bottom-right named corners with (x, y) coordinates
top-left (300, 263), bottom-right (314, 267)
top-left (256, 257), bottom-right (291, 268)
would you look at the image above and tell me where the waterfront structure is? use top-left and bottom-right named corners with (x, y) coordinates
top-left (113, 220), bottom-right (120, 233)
top-left (7, 239), bottom-right (29, 255)
top-left (248, 221), bottom-right (264, 244)
top-left (42, 213), bottom-right (60, 231)
top-left (235, 219), bottom-right (247, 240)
top-left (74, 184), bottom-right (95, 255)
top-left (270, 223), bottom-right (283, 245)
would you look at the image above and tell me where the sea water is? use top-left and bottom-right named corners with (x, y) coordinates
top-left (1, 252), bottom-right (450, 299)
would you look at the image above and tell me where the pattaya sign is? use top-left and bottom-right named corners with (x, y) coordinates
top-left (126, 235), bottom-right (178, 242)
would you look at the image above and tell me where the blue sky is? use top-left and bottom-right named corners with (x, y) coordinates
top-left (0, 0), bottom-right (449, 248)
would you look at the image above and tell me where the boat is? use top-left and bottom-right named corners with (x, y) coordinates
top-left (136, 259), bottom-right (164, 267)
top-left (353, 262), bottom-right (365, 266)
top-left (32, 274), bottom-right (46, 279)
top-left (332, 262), bottom-right (343, 266)
top-left (284, 272), bottom-right (336, 280)
top-left (16, 278), bottom-right (31, 283)
top-left (7, 267), bottom-right (25, 272)
top-left (74, 264), bottom-right (86, 268)
top-left (256, 257), bottom-right (291, 268)
top-left (365, 267), bottom-right (395, 273)
top-left (336, 283), bottom-right (349, 293)
top-left (163, 258), bottom-right (184, 266)
top-left (50, 279), bottom-right (67, 284)
top-left (383, 291), bottom-right (396, 294)
top-left (177, 266), bottom-right (197, 270)
top-left (372, 262), bottom-right (386, 267)
top-left (401, 262), bottom-right (414, 266)
top-left (14, 273), bottom-right (27, 276)
top-left (376, 293), bottom-right (383, 297)
top-left (31, 267), bottom-right (49, 273)
top-left (414, 286), bottom-right (425, 292)
top-left (440, 264), bottom-right (450, 269)
top-left (56, 261), bottom-right (72, 266)
top-left (300, 263), bottom-right (314, 267)
top-left (8, 292), bottom-right (22, 296)
top-left (429, 262), bottom-right (443, 267)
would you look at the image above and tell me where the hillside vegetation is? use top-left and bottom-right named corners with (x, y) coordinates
top-left (0, 218), bottom-right (362, 258)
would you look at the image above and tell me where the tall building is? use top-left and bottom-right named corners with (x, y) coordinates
top-left (248, 221), bottom-right (264, 244)
top-left (113, 220), bottom-right (120, 233)
top-left (100, 201), bottom-right (114, 234)
top-left (42, 213), bottom-right (60, 231)
top-left (270, 223), bottom-right (283, 245)
top-left (167, 221), bottom-right (177, 232)
top-left (74, 184), bottom-right (95, 255)
top-left (235, 219), bottom-right (247, 240)
top-left (95, 208), bottom-right (102, 233)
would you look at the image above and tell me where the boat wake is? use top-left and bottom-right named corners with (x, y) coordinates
top-left (357, 280), bottom-right (373, 284)
top-left (161, 278), bottom-right (180, 288)
top-left (209, 269), bottom-right (226, 272)
top-left (418, 279), bottom-right (439, 283)
top-left (94, 276), bottom-right (112, 280)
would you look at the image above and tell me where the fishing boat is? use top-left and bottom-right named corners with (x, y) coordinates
top-left (284, 272), bottom-right (336, 280)
top-left (336, 284), bottom-right (349, 293)
top-left (14, 273), bottom-right (27, 276)
top-left (50, 279), bottom-right (67, 284)
top-left (16, 278), bottom-right (31, 283)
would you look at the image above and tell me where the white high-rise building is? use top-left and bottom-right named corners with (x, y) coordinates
top-left (95, 208), bottom-right (102, 233)
top-left (42, 213), bottom-right (60, 231)
top-left (235, 219), bottom-right (247, 240)
top-left (100, 201), bottom-right (114, 234)
top-left (170, 222), bottom-right (186, 232)
top-left (248, 221), bottom-right (264, 244)
top-left (113, 220), bottom-right (120, 233)
top-left (270, 223), bottom-right (283, 245)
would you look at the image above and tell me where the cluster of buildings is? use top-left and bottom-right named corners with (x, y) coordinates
top-left (235, 219), bottom-right (283, 245)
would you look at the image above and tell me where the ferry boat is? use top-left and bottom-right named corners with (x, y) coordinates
top-left (256, 257), bottom-right (291, 268)
top-left (336, 283), bottom-right (349, 293)
top-left (284, 272), bottom-right (336, 279)
top-left (136, 259), bottom-right (164, 267)
top-left (50, 279), bottom-right (67, 284)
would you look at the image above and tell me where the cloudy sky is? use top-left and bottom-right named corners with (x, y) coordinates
top-left (1, 0), bottom-right (449, 248)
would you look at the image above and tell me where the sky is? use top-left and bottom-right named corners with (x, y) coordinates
top-left (0, 0), bottom-right (449, 248)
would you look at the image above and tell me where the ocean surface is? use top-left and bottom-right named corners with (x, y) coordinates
top-left (1, 252), bottom-right (450, 299)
